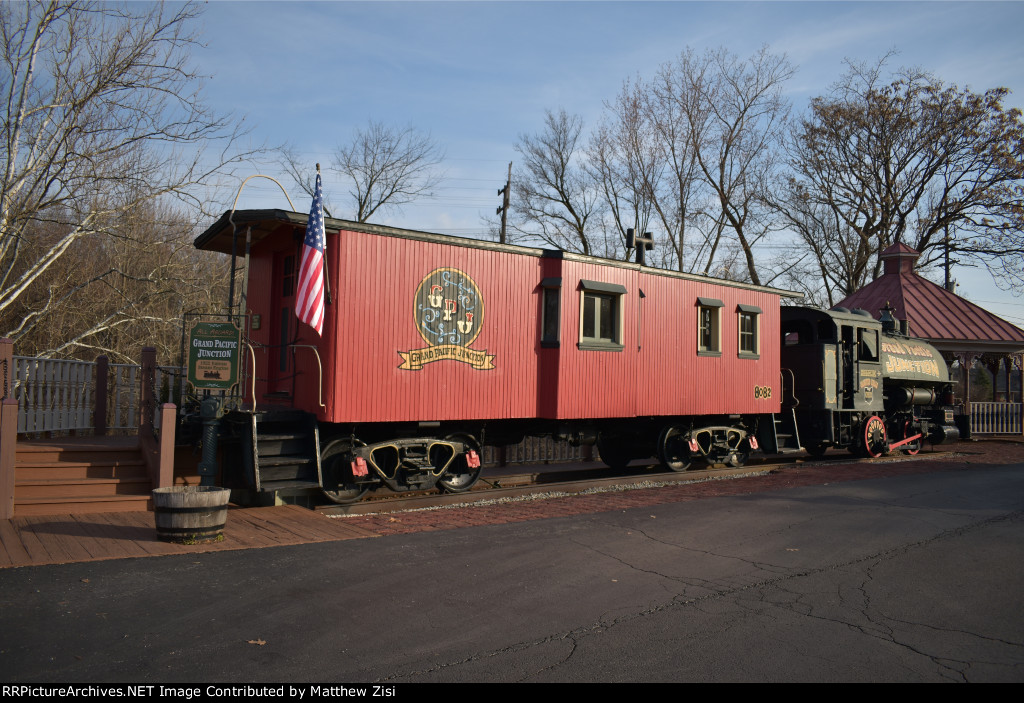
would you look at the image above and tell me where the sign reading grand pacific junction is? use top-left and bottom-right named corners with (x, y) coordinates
top-left (187, 319), bottom-right (242, 391)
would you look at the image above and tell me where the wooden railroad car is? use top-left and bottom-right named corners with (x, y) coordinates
top-left (194, 209), bottom-right (802, 504)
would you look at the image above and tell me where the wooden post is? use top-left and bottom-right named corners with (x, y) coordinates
top-left (140, 347), bottom-right (156, 437)
top-left (963, 354), bottom-right (972, 427)
top-left (158, 403), bottom-right (176, 488)
top-left (0, 338), bottom-right (12, 399)
top-left (0, 398), bottom-right (18, 519)
top-left (94, 355), bottom-right (108, 436)
top-left (1017, 353), bottom-right (1024, 437)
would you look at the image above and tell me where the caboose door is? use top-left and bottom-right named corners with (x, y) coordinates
top-left (267, 247), bottom-right (298, 398)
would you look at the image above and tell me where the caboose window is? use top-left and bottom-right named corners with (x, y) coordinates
top-left (540, 278), bottom-right (561, 347)
top-left (578, 280), bottom-right (625, 351)
top-left (583, 293), bottom-right (614, 340)
top-left (737, 304), bottom-right (761, 358)
top-left (697, 297), bottom-right (723, 356)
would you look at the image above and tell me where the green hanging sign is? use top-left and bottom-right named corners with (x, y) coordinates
top-left (186, 319), bottom-right (242, 392)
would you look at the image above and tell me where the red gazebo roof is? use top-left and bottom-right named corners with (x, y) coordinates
top-left (837, 244), bottom-right (1024, 352)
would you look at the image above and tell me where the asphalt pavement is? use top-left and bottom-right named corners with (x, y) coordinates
top-left (1, 449), bottom-right (1022, 683)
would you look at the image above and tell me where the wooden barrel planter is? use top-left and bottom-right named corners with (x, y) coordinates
top-left (152, 486), bottom-right (231, 543)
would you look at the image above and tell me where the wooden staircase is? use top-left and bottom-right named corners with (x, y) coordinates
top-left (13, 438), bottom-right (153, 516)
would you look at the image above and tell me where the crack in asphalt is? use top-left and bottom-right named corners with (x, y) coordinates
top-left (725, 510), bottom-right (1023, 683)
top-left (376, 508), bottom-right (1022, 682)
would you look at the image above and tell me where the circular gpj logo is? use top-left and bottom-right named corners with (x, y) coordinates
top-left (414, 268), bottom-right (484, 347)
top-left (398, 268), bottom-right (495, 371)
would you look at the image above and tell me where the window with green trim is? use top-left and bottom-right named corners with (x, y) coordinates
top-left (697, 297), bottom-right (723, 355)
top-left (578, 279), bottom-right (626, 351)
top-left (582, 292), bottom-right (617, 343)
top-left (737, 304), bottom-right (761, 358)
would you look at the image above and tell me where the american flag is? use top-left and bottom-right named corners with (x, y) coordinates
top-left (295, 173), bottom-right (326, 335)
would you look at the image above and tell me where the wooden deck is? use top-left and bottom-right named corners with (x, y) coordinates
top-left (0, 504), bottom-right (378, 568)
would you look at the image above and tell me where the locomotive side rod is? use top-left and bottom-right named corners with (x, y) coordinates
top-left (887, 432), bottom-right (924, 451)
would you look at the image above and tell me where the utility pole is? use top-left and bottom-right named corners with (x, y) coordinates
top-left (496, 161), bottom-right (511, 244)
top-left (944, 223), bottom-right (954, 292)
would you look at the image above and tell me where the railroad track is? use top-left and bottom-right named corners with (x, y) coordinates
top-left (316, 448), bottom-right (955, 517)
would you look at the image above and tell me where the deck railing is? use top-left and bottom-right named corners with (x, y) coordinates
top-left (0, 341), bottom-right (181, 517)
top-left (10, 354), bottom-right (183, 436)
top-left (970, 402), bottom-right (1024, 435)
top-left (12, 357), bottom-right (94, 434)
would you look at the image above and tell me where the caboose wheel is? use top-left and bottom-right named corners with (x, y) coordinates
top-left (657, 426), bottom-right (692, 472)
top-left (320, 438), bottom-right (370, 504)
top-left (596, 433), bottom-right (633, 471)
top-left (806, 442), bottom-right (829, 458)
top-left (727, 438), bottom-right (751, 467)
top-left (437, 433), bottom-right (482, 493)
top-left (861, 415), bottom-right (888, 458)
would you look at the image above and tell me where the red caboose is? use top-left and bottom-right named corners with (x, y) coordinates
top-left (195, 209), bottom-right (798, 503)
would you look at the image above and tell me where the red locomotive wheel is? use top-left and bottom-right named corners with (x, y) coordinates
top-left (903, 421), bottom-right (921, 456)
top-left (862, 415), bottom-right (888, 458)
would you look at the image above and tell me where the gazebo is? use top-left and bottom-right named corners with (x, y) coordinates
top-left (837, 243), bottom-right (1024, 436)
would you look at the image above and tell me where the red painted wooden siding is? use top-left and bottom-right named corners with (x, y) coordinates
top-left (313, 229), bottom-right (542, 424)
top-left (244, 224), bottom-right (784, 426)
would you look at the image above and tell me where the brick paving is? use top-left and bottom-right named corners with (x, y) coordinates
top-left (2, 439), bottom-right (1020, 567)
top-left (335, 439), bottom-right (1024, 537)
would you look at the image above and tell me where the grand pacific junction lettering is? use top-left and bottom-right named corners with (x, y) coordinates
top-left (191, 338), bottom-right (239, 358)
top-left (882, 340), bottom-right (941, 378)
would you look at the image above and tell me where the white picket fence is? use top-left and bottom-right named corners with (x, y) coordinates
top-left (970, 402), bottom-right (1023, 435)
top-left (12, 356), bottom-right (184, 435)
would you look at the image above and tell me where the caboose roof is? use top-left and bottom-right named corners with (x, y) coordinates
top-left (195, 208), bottom-right (804, 299)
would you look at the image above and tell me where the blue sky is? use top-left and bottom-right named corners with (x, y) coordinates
top-left (194, 0), bottom-right (1024, 325)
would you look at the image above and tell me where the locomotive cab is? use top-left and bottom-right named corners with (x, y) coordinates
top-left (782, 307), bottom-right (882, 412)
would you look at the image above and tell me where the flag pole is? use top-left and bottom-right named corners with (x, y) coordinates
top-left (318, 163), bottom-right (333, 306)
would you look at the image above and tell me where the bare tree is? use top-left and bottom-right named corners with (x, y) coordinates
top-left (782, 57), bottom-right (1024, 298)
top-left (589, 69), bottom-right (728, 274)
top-left (643, 68), bottom-right (715, 273)
top-left (667, 46), bottom-right (794, 286)
top-left (7, 200), bottom-right (229, 362)
top-left (285, 122), bottom-right (445, 223)
top-left (0, 0), bottom-right (256, 357)
top-left (510, 109), bottom-right (603, 256)
top-left (587, 80), bottom-right (658, 262)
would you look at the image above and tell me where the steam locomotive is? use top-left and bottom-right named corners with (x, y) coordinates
top-left (190, 209), bottom-right (958, 505)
